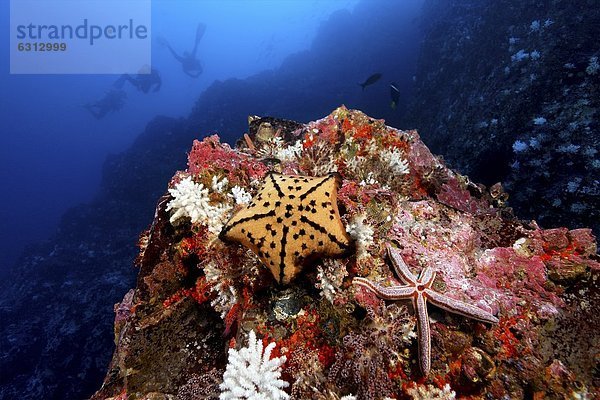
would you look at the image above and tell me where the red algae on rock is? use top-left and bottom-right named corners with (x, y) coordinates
top-left (91, 108), bottom-right (599, 400)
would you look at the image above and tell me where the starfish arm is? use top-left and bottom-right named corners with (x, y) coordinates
top-left (352, 278), bottom-right (414, 300)
top-left (418, 267), bottom-right (435, 286)
top-left (300, 215), bottom-right (350, 250)
top-left (425, 288), bottom-right (499, 324)
top-left (298, 174), bottom-right (331, 200)
top-left (414, 293), bottom-right (431, 376)
top-left (377, 285), bottom-right (416, 300)
top-left (219, 210), bottom-right (275, 238)
top-left (386, 244), bottom-right (417, 284)
top-left (268, 173), bottom-right (285, 197)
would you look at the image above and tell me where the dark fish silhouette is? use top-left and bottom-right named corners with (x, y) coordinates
top-left (390, 82), bottom-right (400, 109)
top-left (358, 73), bottom-right (382, 90)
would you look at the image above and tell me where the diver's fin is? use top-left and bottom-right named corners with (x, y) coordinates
top-left (390, 101), bottom-right (397, 110)
top-left (192, 23), bottom-right (206, 56)
top-left (358, 82), bottom-right (366, 91)
top-left (196, 23), bottom-right (206, 42)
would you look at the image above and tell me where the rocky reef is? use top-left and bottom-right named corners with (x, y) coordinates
top-left (410, 0), bottom-right (600, 235)
top-left (92, 108), bottom-right (599, 400)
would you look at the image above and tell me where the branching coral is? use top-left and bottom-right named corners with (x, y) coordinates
top-left (299, 139), bottom-right (338, 176)
top-left (275, 140), bottom-right (303, 163)
top-left (167, 176), bottom-right (232, 234)
top-left (229, 186), bottom-right (253, 205)
top-left (203, 247), bottom-right (263, 320)
top-left (220, 330), bottom-right (289, 400)
top-left (289, 351), bottom-right (329, 399)
top-left (328, 332), bottom-right (395, 400)
top-left (204, 261), bottom-right (240, 319)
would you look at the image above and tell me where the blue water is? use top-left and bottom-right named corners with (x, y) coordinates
top-left (1, 0), bottom-right (423, 272)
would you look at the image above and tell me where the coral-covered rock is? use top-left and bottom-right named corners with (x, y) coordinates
top-left (92, 108), bottom-right (599, 400)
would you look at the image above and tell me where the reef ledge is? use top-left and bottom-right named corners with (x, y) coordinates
top-left (91, 107), bottom-right (599, 400)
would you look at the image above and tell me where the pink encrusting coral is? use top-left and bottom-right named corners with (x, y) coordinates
top-left (91, 107), bottom-right (599, 400)
top-left (187, 134), bottom-right (270, 187)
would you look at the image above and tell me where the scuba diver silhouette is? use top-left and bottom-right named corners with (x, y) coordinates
top-left (84, 89), bottom-right (127, 119)
top-left (158, 23), bottom-right (206, 78)
top-left (115, 66), bottom-right (162, 93)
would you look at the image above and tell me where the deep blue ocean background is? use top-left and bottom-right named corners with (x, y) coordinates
top-left (2, 0), bottom-right (598, 398)
top-left (0, 0), bottom-right (421, 272)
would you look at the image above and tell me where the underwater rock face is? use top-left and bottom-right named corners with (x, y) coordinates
top-left (410, 0), bottom-right (600, 235)
top-left (0, 117), bottom-right (193, 400)
top-left (92, 108), bottom-right (599, 400)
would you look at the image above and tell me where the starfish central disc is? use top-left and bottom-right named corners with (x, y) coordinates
top-left (219, 173), bottom-right (353, 284)
top-left (353, 244), bottom-right (499, 376)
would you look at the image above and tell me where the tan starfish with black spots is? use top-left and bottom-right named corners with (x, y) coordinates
top-left (219, 173), bottom-right (353, 284)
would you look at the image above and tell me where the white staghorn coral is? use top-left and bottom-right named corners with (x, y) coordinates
top-left (256, 137), bottom-right (303, 164)
top-left (229, 185), bottom-right (253, 205)
top-left (220, 330), bottom-right (289, 400)
top-left (166, 176), bottom-right (232, 234)
top-left (212, 175), bottom-right (229, 193)
top-left (167, 176), bottom-right (209, 224)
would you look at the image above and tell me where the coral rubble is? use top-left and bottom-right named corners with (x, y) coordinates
top-left (92, 108), bottom-right (599, 400)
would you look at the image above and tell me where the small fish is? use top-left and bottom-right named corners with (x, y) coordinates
top-left (358, 73), bottom-right (382, 90)
top-left (390, 82), bottom-right (400, 109)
